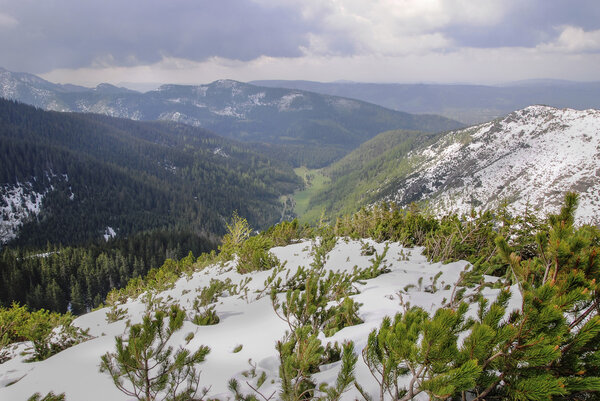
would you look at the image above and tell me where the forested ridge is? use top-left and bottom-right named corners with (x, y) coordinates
top-left (0, 98), bottom-right (303, 314)
top-left (0, 98), bottom-right (301, 246)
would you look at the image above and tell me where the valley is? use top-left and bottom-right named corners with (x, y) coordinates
top-left (289, 167), bottom-right (330, 222)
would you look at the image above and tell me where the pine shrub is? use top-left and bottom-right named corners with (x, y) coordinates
top-left (100, 305), bottom-right (210, 401)
top-left (27, 392), bottom-right (66, 401)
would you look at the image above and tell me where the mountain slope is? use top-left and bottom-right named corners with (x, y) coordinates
top-left (298, 129), bottom-right (438, 219)
top-left (388, 105), bottom-right (600, 224)
top-left (0, 68), bottom-right (463, 167)
top-left (252, 79), bottom-right (600, 125)
top-left (301, 106), bottom-right (600, 225)
top-left (0, 99), bottom-right (301, 246)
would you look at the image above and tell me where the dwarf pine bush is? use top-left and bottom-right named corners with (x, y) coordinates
top-left (27, 392), bottom-right (66, 401)
top-left (100, 305), bottom-right (210, 401)
top-left (358, 193), bottom-right (600, 400)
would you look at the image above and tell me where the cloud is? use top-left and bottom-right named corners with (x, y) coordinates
top-left (539, 26), bottom-right (600, 53)
top-left (440, 0), bottom-right (600, 48)
top-left (0, 0), bottom-right (313, 72)
top-left (273, 0), bottom-right (513, 56)
top-left (0, 12), bottom-right (18, 29)
top-left (41, 47), bottom-right (600, 88)
top-left (3, 0), bottom-right (600, 83)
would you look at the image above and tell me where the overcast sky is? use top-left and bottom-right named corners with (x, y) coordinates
top-left (1, 0), bottom-right (600, 88)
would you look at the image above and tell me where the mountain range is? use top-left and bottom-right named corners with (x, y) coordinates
top-left (252, 79), bottom-right (600, 125)
top-left (1, 67), bottom-right (600, 248)
top-left (0, 67), bottom-right (462, 168)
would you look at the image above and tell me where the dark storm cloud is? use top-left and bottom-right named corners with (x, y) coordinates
top-left (0, 0), bottom-right (313, 73)
top-left (443, 0), bottom-right (600, 49)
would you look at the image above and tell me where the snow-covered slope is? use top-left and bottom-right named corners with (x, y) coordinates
top-left (0, 239), bottom-right (510, 400)
top-left (390, 105), bottom-right (600, 224)
top-left (0, 67), bottom-right (86, 111)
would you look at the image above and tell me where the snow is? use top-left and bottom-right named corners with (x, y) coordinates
top-left (158, 111), bottom-right (202, 127)
top-left (0, 173), bottom-right (77, 244)
top-left (210, 106), bottom-right (245, 118)
top-left (390, 106), bottom-right (600, 225)
top-left (103, 227), bottom-right (116, 241)
top-left (0, 239), bottom-right (513, 401)
top-left (213, 147), bottom-right (230, 158)
top-left (0, 182), bottom-right (46, 243)
top-left (248, 92), bottom-right (266, 105)
top-left (277, 93), bottom-right (312, 112)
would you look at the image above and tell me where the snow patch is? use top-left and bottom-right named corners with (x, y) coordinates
top-left (103, 227), bottom-right (116, 241)
top-left (0, 173), bottom-right (75, 243)
top-left (248, 92), bottom-right (266, 105)
top-left (210, 106), bottom-right (245, 118)
top-left (0, 182), bottom-right (46, 243)
top-left (213, 147), bottom-right (230, 158)
top-left (277, 93), bottom-right (310, 112)
top-left (158, 111), bottom-right (202, 127)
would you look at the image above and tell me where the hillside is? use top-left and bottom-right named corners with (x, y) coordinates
top-left (0, 68), bottom-right (463, 167)
top-left (388, 105), bottom-right (600, 224)
top-left (300, 106), bottom-right (600, 225)
top-left (1, 198), bottom-right (599, 400)
top-left (0, 238), bottom-right (523, 400)
top-left (252, 79), bottom-right (600, 125)
top-left (0, 99), bottom-right (301, 246)
top-left (297, 129), bottom-right (438, 219)
top-left (0, 241), bottom-right (438, 401)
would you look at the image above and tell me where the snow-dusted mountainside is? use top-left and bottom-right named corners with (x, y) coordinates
top-left (0, 67), bottom-right (462, 158)
top-left (390, 105), bottom-right (600, 224)
top-left (0, 239), bottom-right (510, 401)
top-left (0, 67), bottom-right (89, 111)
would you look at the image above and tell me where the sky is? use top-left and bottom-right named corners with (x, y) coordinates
top-left (1, 0), bottom-right (600, 88)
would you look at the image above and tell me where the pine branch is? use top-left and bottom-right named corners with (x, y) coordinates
top-left (569, 298), bottom-right (600, 329)
top-left (472, 374), bottom-right (503, 401)
top-left (245, 381), bottom-right (276, 401)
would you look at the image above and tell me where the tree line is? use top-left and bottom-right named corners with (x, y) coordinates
top-left (0, 230), bottom-right (218, 314)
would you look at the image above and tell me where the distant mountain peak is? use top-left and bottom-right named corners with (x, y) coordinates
top-left (93, 83), bottom-right (136, 94)
top-left (212, 79), bottom-right (242, 87)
